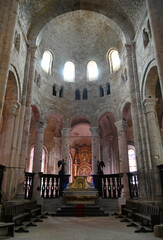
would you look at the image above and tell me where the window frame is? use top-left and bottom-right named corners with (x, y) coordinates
top-left (63, 60), bottom-right (75, 82)
top-left (128, 145), bottom-right (137, 173)
top-left (41, 50), bottom-right (53, 75)
top-left (107, 48), bottom-right (121, 73)
top-left (87, 60), bottom-right (99, 81)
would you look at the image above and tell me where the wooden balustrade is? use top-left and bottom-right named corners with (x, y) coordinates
top-left (41, 174), bottom-right (70, 198)
top-left (127, 171), bottom-right (139, 199)
top-left (92, 174), bottom-right (123, 199)
top-left (24, 172), bottom-right (34, 199)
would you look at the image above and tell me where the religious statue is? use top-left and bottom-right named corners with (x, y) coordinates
top-left (58, 159), bottom-right (65, 175)
top-left (97, 160), bottom-right (105, 175)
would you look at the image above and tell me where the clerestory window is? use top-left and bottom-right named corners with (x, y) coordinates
top-left (87, 61), bottom-right (98, 81)
top-left (63, 61), bottom-right (75, 82)
top-left (108, 49), bottom-right (120, 73)
top-left (41, 50), bottom-right (53, 74)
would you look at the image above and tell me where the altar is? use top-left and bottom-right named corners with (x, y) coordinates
top-left (63, 176), bottom-right (98, 204)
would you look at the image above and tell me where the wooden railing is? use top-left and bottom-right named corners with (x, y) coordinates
top-left (127, 171), bottom-right (139, 199)
top-left (24, 172), bottom-right (34, 199)
top-left (41, 174), bottom-right (70, 198)
top-left (92, 174), bottom-right (123, 199)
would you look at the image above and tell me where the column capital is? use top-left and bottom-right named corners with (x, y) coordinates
top-left (35, 121), bottom-right (47, 133)
top-left (4, 100), bottom-right (20, 115)
top-left (143, 98), bottom-right (157, 113)
top-left (62, 128), bottom-right (71, 137)
top-left (90, 127), bottom-right (99, 136)
top-left (115, 120), bottom-right (128, 132)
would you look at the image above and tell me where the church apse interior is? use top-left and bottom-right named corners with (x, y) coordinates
top-left (0, 0), bottom-right (163, 238)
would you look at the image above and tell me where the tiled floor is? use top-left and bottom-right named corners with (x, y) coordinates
top-left (0, 215), bottom-right (160, 240)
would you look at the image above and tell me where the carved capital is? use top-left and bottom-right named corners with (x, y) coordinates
top-left (35, 121), bottom-right (47, 133)
top-left (62, 128), bottom-right (71, 137)
top-left (143, 98), bottom-right (157, 113)
top-left (115, 120), bottom-right (128, 132)
top-left (90, 127), bottom-right (99, 137)
top-left (4, 100), bottom-right (20, 115)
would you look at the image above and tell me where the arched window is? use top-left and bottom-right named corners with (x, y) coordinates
top-left (41, 50), bottom-right (53, 74)
top-left (83, 89), bottom-right (88, 100)
top-left (63, 61), bottom-right (75, 82)
top-left (106, 83), bottom-right (111, 95)
top-left (28, 146), bottom-right (34, 173)
top-left (75, 89), bottom-right (80, 100)
top-left (28, 146), bottom-right (47, 173)
top-left (87, 61), bottom-right (98, 81)
top-left (99, 85), bottom-right (104, 97)
top-left (128, 145), bottom-right (137, 172)
top-left (53, 85), bottom-right (56, 96)
top-left (59, 87), bottom-right (64, 98)
top-left (108, 49), bottom-right (120, 73)
top-left (41, 148), bottom-right (46, 173)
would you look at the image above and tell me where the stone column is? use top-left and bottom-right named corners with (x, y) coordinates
top-left (32, 121), bottom-right (47, 200)
top-left (0, 0), bottom-right (18, 121)
top-left (125, 43), bottom-right (148, 200)
top-left (61, 128), bottom-right (71, 174)
top-left (115, 120), bottom-right (130, 198)
top-left (143, 98), bottom-right (163, 199)
top-left (1, 101), bottom-right (18, 200)
top-left (90, 127), bottom-right (100, 174)
top-left (16, 46), bottom-right (37, 199)
top-left (146, 0), bottom-right (163, 95)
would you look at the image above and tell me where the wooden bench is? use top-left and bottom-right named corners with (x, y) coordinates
top-left (3, 203), bottom-right (31, 225)
top-left (121, 200), bottom-right (139, 218)
top-left (0, 222), bottom-right (14, 237)
top-left (24, 200), bottom-right (41, 218)
top-left (133, 203), bottom-right (160, 231)
top-left (116, 201), bottom-right (160, 232)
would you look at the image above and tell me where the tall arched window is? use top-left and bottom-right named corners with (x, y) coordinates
top-left (28, 146), bottom-right (47, 173)
top-left (28, 146), bottom-right (34, 173)
top-left (108, 49), bottom-right (120, 73)
top-left (41, 50), bottom-right (53, 74)
top-left (87, 61), bottom-right (98, 81)
top-left (128, 145), bottom-right (137, 172)
top-left (63, 61), bottom-right (75, 82)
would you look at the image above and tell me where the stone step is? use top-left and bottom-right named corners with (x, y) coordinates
top-left (53, 204), bottom-right (109, 217)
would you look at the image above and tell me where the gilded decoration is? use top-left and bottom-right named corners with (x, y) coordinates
top-left (71, 145), bottom-right (92, 182)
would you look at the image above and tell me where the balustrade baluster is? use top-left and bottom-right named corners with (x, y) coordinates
top-left (42, 176), bottom-right (45, 198)
top-left (24, 175), bottom-right (28, 198)
top-left (103, 177), bottom-right (107, 198)
top-left (46, 177), bottom-right (50, 198)
top-left (112, 177), bottom-right (116, 198)
top-left (51, 177), bottom-right (54, 198)
top-left (107, 177), bottom-right (111, 198)
top-left (55, 177), bottom-right (59, 198)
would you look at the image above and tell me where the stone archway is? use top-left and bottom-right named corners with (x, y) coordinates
top-left (98, 112), bottom-right (119, 174)
top-left (70, 116), bottom-right (92, 182)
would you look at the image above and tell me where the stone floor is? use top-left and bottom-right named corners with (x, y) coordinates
top-left (0, 215), bottom-right (161, 240)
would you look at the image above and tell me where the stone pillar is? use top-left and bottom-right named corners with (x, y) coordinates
top-left (32, 121), bottom-right (46, 200)
top-left (146, 0), bottom-right (163, 95)
top-left (125, 43), bottom-right (148, 200)
top-left (90, 127), bottom-right (100, 174)
top-left (143, 98), bottom-right (163, 199)
top-left (1, 101), bottom-right (18, 200)
top-left (61, 128), bottom-right (71, 174)
top-left (0, 0), bottom-right (18, 121)
top-left (16, 46), bottom-right (37, 199)
top-left (115, 120), bottom-right (130, 198)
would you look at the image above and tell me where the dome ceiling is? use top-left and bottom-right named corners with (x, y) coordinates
top-left (19, 0), bottom-right (146, 41)
top-left (39, 10), bottom-right (123, 73)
